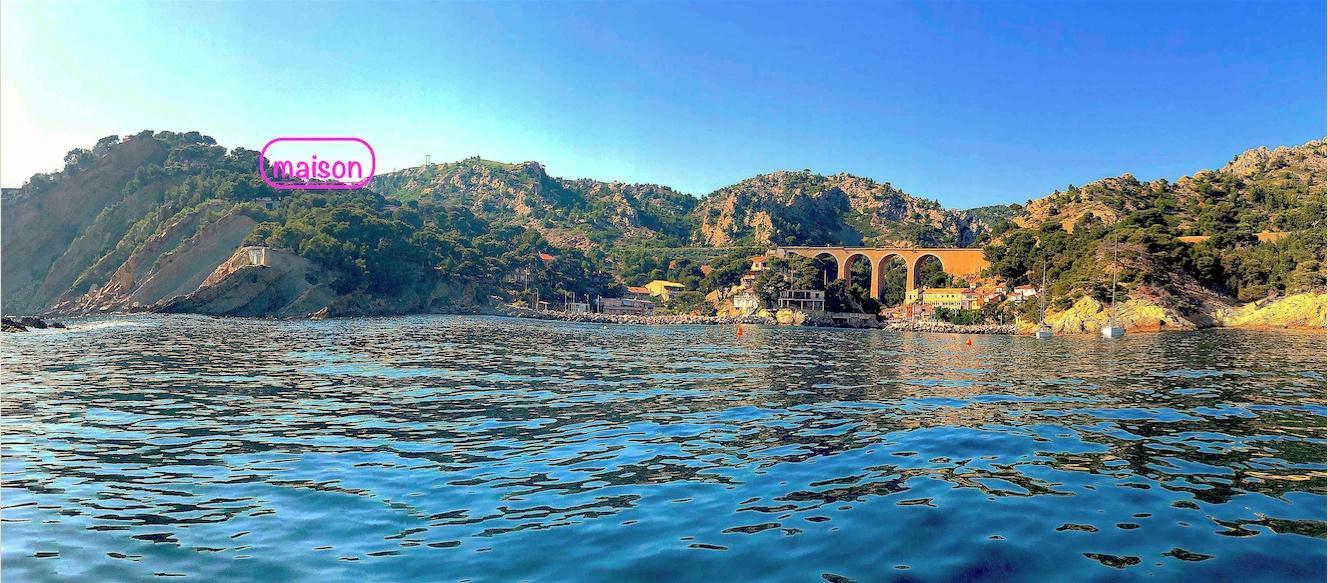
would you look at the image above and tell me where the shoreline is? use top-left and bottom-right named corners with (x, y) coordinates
top-left (488, 304), bottom-right (776, 326)
top-left (883, 320), bottom-right (1016, 335)
top-left (21, 305), bottom-right (1323, 336)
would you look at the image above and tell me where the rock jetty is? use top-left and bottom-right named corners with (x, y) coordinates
top-left (885, 320), bottom-right (1014, 335)
top-left (2, 316), bottom-right (67, 332)
top-left (496, 305), bottom-right (774, 326)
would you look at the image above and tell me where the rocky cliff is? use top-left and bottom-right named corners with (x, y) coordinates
top-left (53, 207), bottom-right (259, 314)
top-left (154, 247), bottom-right (338, 317)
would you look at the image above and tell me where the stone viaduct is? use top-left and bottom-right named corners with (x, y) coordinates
top-left (772, 246), bottom-right (989, 301)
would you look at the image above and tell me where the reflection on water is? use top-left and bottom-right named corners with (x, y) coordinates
top-left (2, 315), bottom-right (1324, 581)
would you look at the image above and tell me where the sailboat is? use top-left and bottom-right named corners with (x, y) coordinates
top-left (1101, 230), bottom-right (1126, 338)
top-left (1035, 261), bottom-right (1054, 339)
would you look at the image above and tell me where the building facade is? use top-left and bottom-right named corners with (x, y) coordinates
top-left (732, 292), bottom-right (762, 314)
top-left (600, 297), bottom-right (656, 316)
top-left (777, 289), bottom-right (826, 313)
top-left (644, 280), bottom-right (686, 301)
top-left (904, 287), bottom-right (979, 310)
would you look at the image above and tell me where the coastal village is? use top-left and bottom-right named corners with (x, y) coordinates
top-left (515, 249), bottom-right (1034, 332)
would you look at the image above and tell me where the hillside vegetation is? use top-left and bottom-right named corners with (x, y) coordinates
top-left (2, 131), bottom-right (1322, 327)
top-left (2, 133), bottom-right (607, 317)
top-left (985, 140), bottom-right (1325, 328)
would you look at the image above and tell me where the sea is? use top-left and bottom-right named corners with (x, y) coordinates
top-left (2, 314), bottom-right (1324, 581)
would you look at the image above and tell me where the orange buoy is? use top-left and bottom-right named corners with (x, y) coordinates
top-left (965, 338), bottom-right (973, 346)
top-left (736, 324), bottom-right (744, 337)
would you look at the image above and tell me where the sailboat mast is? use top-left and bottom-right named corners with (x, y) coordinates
top-left (1039, 261), bottom-right (1048, 322)
top-left (1109, 231), bottom-right (1119, 326)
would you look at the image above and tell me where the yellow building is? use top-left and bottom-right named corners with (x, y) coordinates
top-left (644, 280), bottom-right (686, 301)
top-left (905, 287), bottom-right (979, 310)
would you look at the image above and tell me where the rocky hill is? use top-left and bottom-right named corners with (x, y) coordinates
top-left (377, 161), bottom-right (992, 252)
top-left (2, 132), bottom-right (604, 318)
top-left (1010, 140), bottom-right (1326, 235)
top-left (987, 139), bottom-right (1325, 330)
top-left (1, 131), bottom-right (255, 315)
top-left (694, 170), bottom-right (987, 247)
top-left (373, 158), bottom-right (698, 253)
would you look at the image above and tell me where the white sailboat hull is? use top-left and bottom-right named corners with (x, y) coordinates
top-left (1035, 326), bottom-right (1053, 339)
top-left (1101, 326), bottom-right (1125, 338)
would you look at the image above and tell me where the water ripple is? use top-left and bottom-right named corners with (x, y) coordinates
top-left (1, 315), bottom-right (1324, 581)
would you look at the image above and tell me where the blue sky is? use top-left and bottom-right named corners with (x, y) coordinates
top-left (1, 1), bottom-right (1323, 208)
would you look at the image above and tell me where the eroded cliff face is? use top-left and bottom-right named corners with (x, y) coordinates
top-left (694, 170), bottom-right (985, 247)
top-left (49, 209), bottom-right (258, 315)
top-left (154, 248), bottom-right (338, 317)
top-left (154, 247), bottom-right (489, 318)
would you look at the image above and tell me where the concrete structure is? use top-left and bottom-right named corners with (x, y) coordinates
top-left (566, 302), bottom-right (590, 314)
top-left (1011, 285), bottom-right (1038, 303)
top-left (241, 246), bottom-right (270, 267)
top-left (773, 246), bottom-right (989, 300)
top-left (644, 280), bottom-right (686, 301)
top-left (777, 289), bottom-right (826, 313)
top-left (732, 292), bottom-right (762, 314)
top-left (600, 297), bottom-right (656, 316)
top-left (905, 287), bottom-right (979, 310)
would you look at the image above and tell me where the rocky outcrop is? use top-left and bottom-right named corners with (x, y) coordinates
top-left (153, 248), bottom-right (338, 317)
top-left (1011, 291), bottom-right (1327, 334)
top-left (2, 316), bottom-right (67, 332)
top-left (154, 246), bottom-right (491, 319)
top-left (1215, 292), bottom-right (1327, 329)
top-left (53, 209), bottom-right (258, 315)
top-left (1016, 296), bottom-right (1200, 335)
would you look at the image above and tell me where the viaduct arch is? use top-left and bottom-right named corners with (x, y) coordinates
top-left (773, 246), bottom-right (990, 302)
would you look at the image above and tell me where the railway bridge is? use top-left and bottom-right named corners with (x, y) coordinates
top-left (772, 246), bottom-right (989, 301)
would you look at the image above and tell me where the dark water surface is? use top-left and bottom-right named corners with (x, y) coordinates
top-left (2, 315), bottom-right (1324, 581)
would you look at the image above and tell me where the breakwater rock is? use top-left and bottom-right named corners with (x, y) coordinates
top-left (495, 305), bottom-right (774, 326)
top-left (885, 320), bottom-right (1014, 335)
top-left (2, 316), bottom-right (67, 332)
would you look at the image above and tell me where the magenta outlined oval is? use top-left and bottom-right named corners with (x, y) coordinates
top-left (259, 137), bottom-right (376, 190)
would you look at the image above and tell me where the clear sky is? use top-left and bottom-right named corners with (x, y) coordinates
top-left (1, 1), bottom-right (1323, 208)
